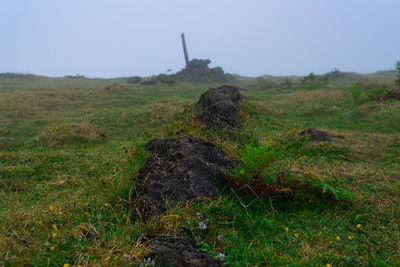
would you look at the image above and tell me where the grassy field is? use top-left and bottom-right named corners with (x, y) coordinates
top-left (0, 73), bottom-right (399, 266)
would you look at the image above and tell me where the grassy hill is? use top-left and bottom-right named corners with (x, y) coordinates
top-left (0, 73), bottom-right (399, 266)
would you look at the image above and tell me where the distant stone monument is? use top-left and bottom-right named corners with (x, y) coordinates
top-left (171, 33), bottom-right (235, 82)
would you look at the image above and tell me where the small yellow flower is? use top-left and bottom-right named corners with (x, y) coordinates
top-left (52, 233), bottom-right (57, 241)
top-left (58, 211), bottom-right (63, 215)
top-left (55, 127), bottom-right (59, 131)
top-left (84, 212), bottom-right (89, 216)
top-left (294, 233), bottom-right (299, 238)
top-left (50, 246), bottom-right (55, 251)
top-left (356, 224), bottom-right (362, 229)
top-left (285, 227), bottom-right (289, 232)
top-left (63, 264), bottom-right (69, 267)
top-left (78, 201), bottom-right (82, 205)
top-left (319, 232), bottom-right (322, 236)
top-left (35, 138), bottom-right (39, 142)
top-left (348, 236), bottom-right (353, 240)
top-left (52, 224), bottom-right (57, 230)
top-left (49, 205), bottom-right (54, 211)
top-left (123, 214), bottom-right (127, 219)
top-left (327, 264), bottom-right (332, 267)
top-left (336, 236), bottom-right (340, 241)
top-left (104, 203), bottom-right (110, 207)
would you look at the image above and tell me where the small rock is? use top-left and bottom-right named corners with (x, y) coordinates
top-left (127, 76), bottom-right (141, 84)
top-left (143, 236), bottom-right (219, 267)
top-left (141, 78), bottom-right (158, 85)
top-left (299, 128), bottom-right (332, 142)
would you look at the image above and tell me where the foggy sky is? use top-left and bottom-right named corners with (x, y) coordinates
top-left (1, 0), bottom-right (399, 78)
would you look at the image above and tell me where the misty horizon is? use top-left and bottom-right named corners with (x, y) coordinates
top-left (1, 0), bottom-right (399, 78)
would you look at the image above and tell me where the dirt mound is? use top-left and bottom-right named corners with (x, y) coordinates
top-left (196, 85), bottom-right (243, 130)
top-left (131, 137), bottom-right (235, 220)
top-left (140, 78), bottom-right (158, 85)
top-left (299, 128), bottom-right (332, 142)
top-left (143, 236), bottom-right (219, 267)
top-left (127, 76), bottom-right (141, 84)
top-left (102, 84), bottom-right (127, 93)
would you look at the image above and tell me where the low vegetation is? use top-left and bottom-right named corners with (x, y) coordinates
top-left (0, 71), bottom-right (399, 266)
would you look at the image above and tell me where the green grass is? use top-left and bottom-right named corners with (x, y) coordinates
top-left (0, 74), bottom-right (399, 266)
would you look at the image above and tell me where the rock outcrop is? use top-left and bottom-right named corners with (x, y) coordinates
top-left (196, 85), bottom-right (243, 130)
top-left (131, 137), bottom-right (235, 220)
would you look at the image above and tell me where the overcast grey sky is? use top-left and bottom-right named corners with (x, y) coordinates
top-left (1, 0), bottom-right (399, 78)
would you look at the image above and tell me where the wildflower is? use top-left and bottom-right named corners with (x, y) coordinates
top-left (319, 232), bottom-right (322, 236)
top-left (348, 236), bottom-right (353, 240)
top-left (217, 234), bottom-right (224, 241)
top-left (336, 236), bottom-right (340, 241)
top-left (198, 221), bottom-right (207, 230)
top-left (217, 253), bottom-right (225, 262)
top-left (52, 233), bottom-right (57, 241)
top-left (58, 211), bottom-right (63, 215)
top-left (55, 127), bottom-right (59, 131)
top-left (52, 224), bottom-right (57, 230)
top-left (49, 205), bottom-right (54, 211)
top-left (196, 212), bottom-right (202, 219)
top-left (294, 233), bottom-right (299, 238)
top-left (140, 257), bottom-right (155, 267)
top-left (50, 246), bottom-right (55, 251)
top-left (104, 203), bottom-right (110, 207)
top-left (356, 224), bottom-right (362, 229)
top-left (123, 254), bottom-right (131, 259)
top-left (78, 201), bottom-right (82, 205)
top-left (285, 227), bottom-right (289, 232)
top-left (35, 138), bottom-right (39, 142)
top-left (123, 214), bottom-right (127, 219)
top-left (326, 264), bottom-right (332, 267)
top-left (63, 264), bottom-right (69, 267)
top-left (84, 212), bottom-right (89, 216)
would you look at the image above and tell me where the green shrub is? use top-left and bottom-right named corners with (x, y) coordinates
top-left (395, 61), bottom-right (400, 87)
top-left (227, 142), bottom-right (351, 200)
top-left (349, 84), bottom-right (361, 99)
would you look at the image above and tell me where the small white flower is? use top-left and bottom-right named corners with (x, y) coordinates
top-left (196, 212), bottom-right (202, 219)
top-left (217, 234), bottom-right (224, 241)
top-left (198, 221), bottom-right (207, 230)
top-left (217, 253), bottom-right (225, 262)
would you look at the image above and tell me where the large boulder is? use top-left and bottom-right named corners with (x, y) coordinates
top-left (131, 137), bottom-right (235, 220)
top-left (196, 85), bottom-right (243, 130)
top-left (143, 235), bottom-right (219, 267)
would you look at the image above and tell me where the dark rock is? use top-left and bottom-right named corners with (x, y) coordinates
top-left (197, 85), bottom-right (243, 109)
top-left (299, 128), bottom-right (332, 142)
top-left (196, 85), bottom-right (243, 130)
top-left (141, 78), bottom-right (158, 85)
top-left (143, 235), bottom-right (219, 267)
top-left (197, 101), bottom-right (240, 130)
top-left (131, 137), bottom-right (235, 220)
top-left (127, 76), bottom-right (141, 84)
top-left (172, 58), bottom-right (235, 82)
